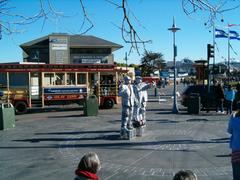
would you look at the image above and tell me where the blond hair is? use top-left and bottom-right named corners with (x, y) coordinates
top-left (173, 170), bottom-right (197, 180)
top-left (77, 152), bottom-right (101, 174)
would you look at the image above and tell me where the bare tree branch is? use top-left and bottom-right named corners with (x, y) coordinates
top-left (0, 0), bottom-right (67, 35)
top-left (106, 0), bottom-right (151, 55)
top-left (47, 0), bottom-right (64, 17)
top-left (0, 0), bottom-right (95, 38)
top-left (78, 0), bottom-right (94, 34)
top-left (182, 0), bottom-right (240, 27)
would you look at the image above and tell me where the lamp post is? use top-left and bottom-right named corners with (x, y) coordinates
top-left (168, 17), bottom-right (180, 114)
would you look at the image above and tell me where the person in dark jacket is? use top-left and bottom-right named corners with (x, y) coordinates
top-left (215, 83), bottom-right (225, 113)
top-left (74, 152), bottom-right (101, 180)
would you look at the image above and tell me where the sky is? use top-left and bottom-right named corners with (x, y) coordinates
top-left (1, 0), bottom-right (240, 65)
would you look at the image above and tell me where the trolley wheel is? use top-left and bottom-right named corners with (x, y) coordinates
top-left (15, 101), bottom-right (28, 114)
top-left (103, 99), bottom-right (114, 109)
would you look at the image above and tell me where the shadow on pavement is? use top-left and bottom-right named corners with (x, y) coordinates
top-left (47, 114), bottom-right (85, 118)
top-left (186, 118), bottom-right (209, 122)
top-left (147, 119), bottom-right (179, 123)
top-left (5, 136), bottom-right (229, 151)
top-left (215, 154), bottom-right (231, 157)
top-left (26, 106), bottom-right (83, 115)
top-left (35, 130), bottom-right (119, 135)
top-left (12, 134), bottom-right (121, 143)
top-left (147, 108), bottom-right (172, 112)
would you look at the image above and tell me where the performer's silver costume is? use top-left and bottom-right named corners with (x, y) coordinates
top-left (133, 76), bottom-right (155, 127)
top-left (118, 76), bottom-right (135, 134)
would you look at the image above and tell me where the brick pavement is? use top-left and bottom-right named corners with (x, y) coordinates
top-left (0, 86), bottom-right (233, 180)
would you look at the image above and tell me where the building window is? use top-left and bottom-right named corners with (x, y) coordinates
top-left (70, 48), bottom-right (111, 54)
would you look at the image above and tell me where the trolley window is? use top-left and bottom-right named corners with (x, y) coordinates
top-left (66, 73), bottom-right (76, 85)
top-left (0, 73), bottom-right (7, 87)
top-left (55, 73), bottom-right (65, 85)
top-left (9, 72), bottom-right (28, 88)
top-left (77, 73), bottom-right (86, 85)
top-left (44, 73), bottom-right (55, 86)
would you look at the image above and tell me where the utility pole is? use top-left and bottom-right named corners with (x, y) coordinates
top-left (0, 24), bottom-right (2, 40)
top-left (227, 25), bottom-right (230, 84)
top-left (212, 23), bottom-right (216, 84)
top-left (125, 52), bottom-right (128, 71)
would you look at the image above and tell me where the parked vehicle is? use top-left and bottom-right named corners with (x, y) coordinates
top-left (181, 84), bottom-right (238, 111)
top-left (181, 85), bottom-right (216, 110)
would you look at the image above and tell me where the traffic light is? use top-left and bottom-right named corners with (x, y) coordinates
top-left (207, 44), bottom-right (214, 59)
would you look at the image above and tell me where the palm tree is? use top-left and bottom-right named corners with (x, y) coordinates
top-left (140, 50), bottom-right (166, 76)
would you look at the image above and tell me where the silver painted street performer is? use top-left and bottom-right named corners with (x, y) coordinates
top-left (118, 75), bottom-right (135, 137)
top-left (133, 76), bottom-right (156, 127)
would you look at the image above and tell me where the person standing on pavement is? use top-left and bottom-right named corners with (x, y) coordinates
top-left (228, 103), bottom-right (240, 180)
top-left (224, 85), bottom-right (236, 115)
top-left (118, 75), bottom-right (135, 136)
top-left (215, 83), bottom-right (225, 113)
top-left (132, 76), bottom-right (155, 127)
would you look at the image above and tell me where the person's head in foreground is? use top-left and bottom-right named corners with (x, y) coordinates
top-left (75, 152), bottom-right (101, 180)
top-left (173, 170), bottom-right (197, 180)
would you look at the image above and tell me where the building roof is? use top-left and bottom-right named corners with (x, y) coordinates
top-left (20, 33), bottom-right (123, 51)
top-left (20, 35), bottom-right (50, 47)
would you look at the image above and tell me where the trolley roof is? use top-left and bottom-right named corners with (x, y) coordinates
top-left (0, 63), bottom-right (127, 73)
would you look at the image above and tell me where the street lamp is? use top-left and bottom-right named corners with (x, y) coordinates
top-left (168, 17), bottom-right (180, 114)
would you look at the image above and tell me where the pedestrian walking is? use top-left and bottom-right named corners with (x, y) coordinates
top-left (228, 103), bottom-right (240, 180)
top-left (224, 85), bottom-right (236, 115)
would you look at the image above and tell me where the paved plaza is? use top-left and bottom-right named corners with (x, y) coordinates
top-left (0, 86), bottom-right (233, 180)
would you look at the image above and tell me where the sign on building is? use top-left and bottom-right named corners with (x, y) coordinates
top-left (72, 54), bottom-right (108, 64)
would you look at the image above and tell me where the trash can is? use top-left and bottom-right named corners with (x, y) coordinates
top-left (83, 95), bottom-right (99, 116)
top-left (187, 93), bottom-right (200, 114)
top-left (0, 103), bottom-right (15, 130)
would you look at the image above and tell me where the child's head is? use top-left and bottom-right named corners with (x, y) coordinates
top-left (173, 170), bottom-right (197, 180)
top-left (77, 152), bottom-right (101, 174)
